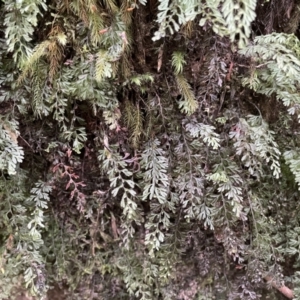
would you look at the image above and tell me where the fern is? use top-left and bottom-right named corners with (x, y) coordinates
top-left (124, 100), bottom-right (144, 148)
top-left (284, 150), bottom-right (300, 190)
top-left (70, 0), bottom-right (105, 46)
top-left (17, 40), bottom-right (51, 84)
top-left (140, 139), bottom-right (171, 256)
top-left (0, 117), bottom-right (24, 175)
top-left (221, 0), bottom-right (257, 48)
top-left (230, 115), bottom-right (281, 179)
top-left (171, 51), bottom-right (186, 75)
top-left (185, 120), bottom-right (221, 150)
top-left (154, 0), bottom-right (257, 47)
top-left (153, 0), bottom-right (199, 41)
top-left (240, 33), bottom-right (300, 119)
top-left (18, 29), bottom-right (67, 84)
top-left (103, 108), bottom-right (121, 130)
top-left (4, 0), bottom-right (47, 64)
top-left (98, 146), bottom-right (143, 249)
top-left (95, 50), bottom-right (113, 82)
top-left (31, 66), bottom-right (51, 118)
top-left (175, 74), bottom-right (198, 115)
top-left (2, 0), bottom-right (300, 299)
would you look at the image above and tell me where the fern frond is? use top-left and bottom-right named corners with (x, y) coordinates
top-left (175, 74), bottom-right (198, 115)
top-left (0, 118), bottom-right (20, 144)
top-left (95, 50), bottom-right (113, 82)
top-left (221, 0), bottom-right (257, 48)
top-left (70, 0), bottom-right (105, 45)
top-left (121, 2), bottom-right (133, 26)
top-left (120, 53), bottom-right (132, 79)
top-left (32, 69), bottom-right (51, 118)
top-left (129, 73), bottom-right (154, 86)
top-left (103, 0), bottom-right (118, 13)
top-left (17, 40), bottom-right (51, 85)
top-left (103, 108), bottom-right (121, 130)
top-left (55, 32), bottom-right (68, 46)
top-left (182, 20), bottom-right (194, 38)
top-left (171, 51), bottom-right (186, 75)
top-left (124, 100), bottom-right (135, 127)
top-left (69, 0), bottom-right (89, 25)
top-left (131, 104), bottom-right (143, 148)
top-left (48, 40), bottom-right (63, 82)
top-left (89, 9), bottom-right (105, 45)
top-left (124, 100), bottom-right (143, 147)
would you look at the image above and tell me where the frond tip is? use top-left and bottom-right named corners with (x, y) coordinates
top-left (172, 51), bottom-right (186, 74)
top-left (95, 50), bottom-right (113, 82)
top-left (176, 74), bottom-right (198, 115)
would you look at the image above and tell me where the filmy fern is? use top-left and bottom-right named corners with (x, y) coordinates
top-left (171, 51), bottom-right (186, 75)
top-left (98, 147), bottom-right (143, 248)
top-left (230, 115), bottom-right (281, 179)
top-left (176, 74), bottom-right (198, 115)
top-left (240, 33), bottom-right (300, 119)
top-left (4, 0), bottom-right (47, 64)
top-left (0, 117), bottom-right (24, 175)
top-left (140, 139), bottom-right (171, 256)
top-left (154, 0), bottom-right (257, 47)
top-left (124, 100), bottom-right (144, 148)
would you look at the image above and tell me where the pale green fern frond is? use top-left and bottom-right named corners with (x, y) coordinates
top-left (240, 33), bottom-right (300, 119)
top-left (172, 51), bottom-right (186, 75)
top-left (17, 40), bottom-right (51, 84)
top-left (154, 0), bottom-right (256, 47)
top-left (176, 74), bottom-right (198, 115)
top-left (95, 50), bottom-right (113, 82)
top-left (222, 0), bottom-right (257, 48)
top-left (128, 73), bottom-right (154, 86)
top-left (103, 109), bottom-right (121, 130)
top-left (55, 32), bottom-right (67, 46)
top-left (284, 150), bottom-right (300, 190)
top-left (32, 69), bottom-right (51, 118)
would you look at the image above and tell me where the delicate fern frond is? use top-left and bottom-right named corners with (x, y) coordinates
top-left (140, 139), bottom-right (170, 256)
top-left (153, 0), bottom-right (199, 41)
top-left (284, 150), bottom-right (300, 190)
top-left (17, 40), bottom-right (51, 84)
top-left (171, 51), bottom-right (186, 75)
top-left (103, 0), bottom-right (118, 13)
top-left (240, 33), bottom-right (300, 119)
top-left (127, 73), bottom-right (154, 86)
top-left (175, 74), bottom-right (198, 115)
top-left (48, 41), bottom-right (63, 82)
top-left (70, 0), bottom-right (105, 45)
top-left (221, 0), bottom-right (257, 48)
top-left (0, 117), bottom-right (24, 175)
top-left (32, 69), bottom-right (51, 118)
top-left (4, 0), bottom-right (47, 64)
top-left (103, 108), bottom-right (121, 130)
top-left (95, 50), bottom-right (113, 82)
top-left (124, 100), bottom-right (143, 147)
top-left (154, 0), bottom-right (256, 47)
top-left (230, 115), bottom-right (281, 179)
top-left (185, 121), bottom-right (221, 150)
